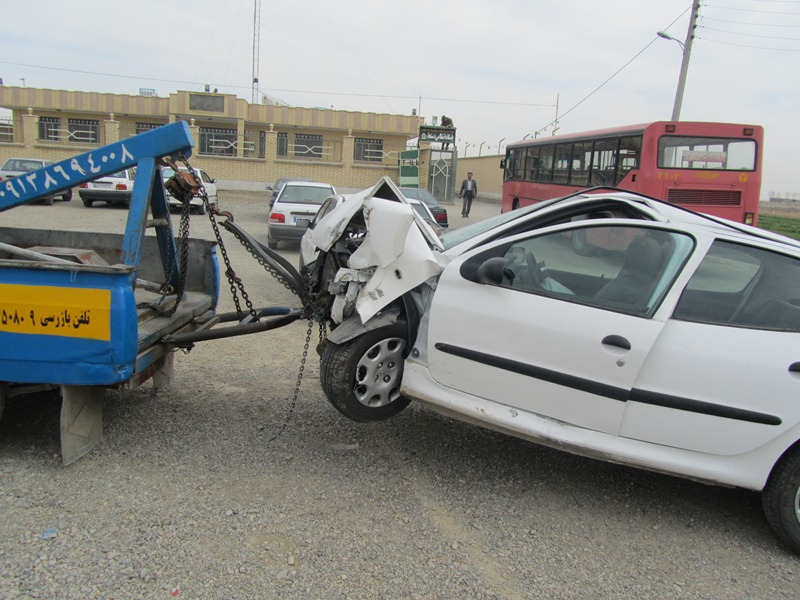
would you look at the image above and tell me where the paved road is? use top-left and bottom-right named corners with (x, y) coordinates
top-left (0, 191), bottom-right (798, 599)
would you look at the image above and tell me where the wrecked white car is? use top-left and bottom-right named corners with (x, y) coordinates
top-left (300, 177), bottom-right (800, 554)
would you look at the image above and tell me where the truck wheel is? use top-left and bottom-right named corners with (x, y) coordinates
top-left (319, 322), bottom-right (411, 422)
top-left (82, 199), bottom-right (93, 208)
top-left (762, 446), bottom-right (800, 554)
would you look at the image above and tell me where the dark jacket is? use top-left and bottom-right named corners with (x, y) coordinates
top-left (459, 178), bottom-right (478, 198)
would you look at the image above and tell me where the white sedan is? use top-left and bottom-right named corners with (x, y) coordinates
top-left (300, 177), bottom-right (800, 554)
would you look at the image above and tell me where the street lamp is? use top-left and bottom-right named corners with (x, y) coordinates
top-left (657, 0), bottom-right (699, 121)
top-left (478, 141), bottom-right (486, 157)
top-left (498, 137), bottom-right (505, 155)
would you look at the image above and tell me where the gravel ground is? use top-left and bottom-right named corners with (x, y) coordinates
top-left (1, 192), bottom-right (799, 599)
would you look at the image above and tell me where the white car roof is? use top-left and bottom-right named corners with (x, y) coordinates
top-left (283, 181), bottom-right (334, 189)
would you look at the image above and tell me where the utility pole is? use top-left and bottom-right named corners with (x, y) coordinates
top-left (552, 93), bottom-right (559, 136)
top-left (251, 0), bottom-right (261, 104)
top-left (659, 0), bottom-right (700, 121)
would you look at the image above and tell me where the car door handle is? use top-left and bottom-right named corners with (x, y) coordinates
top-left (602, 335), bottom-right (631, 351)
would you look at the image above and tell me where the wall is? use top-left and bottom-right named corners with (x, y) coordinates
top-left (456, 154), bottom-right (505, 202)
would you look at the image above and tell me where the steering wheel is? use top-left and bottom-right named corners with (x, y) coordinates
top-left (525, 250), bottom-right (545, 288)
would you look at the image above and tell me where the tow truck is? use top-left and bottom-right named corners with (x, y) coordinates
top-left (0, 121), bottom-right (308, 464)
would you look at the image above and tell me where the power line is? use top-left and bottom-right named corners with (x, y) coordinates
top-left (701, 25), bottom-right (800, 40)
top-left (704, 15), bottom-right (800, 26)
top-left (531, 6), bottom-right (691, 136)
top-left (705, 3), bottom-right (800, 14)
top-left (698, 35), bottom-right (800, 50)
top-left (0, 60), bottom-right (553, 109)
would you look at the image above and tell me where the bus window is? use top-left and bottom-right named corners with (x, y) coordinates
top-left (536, 145), bottom-right (555, 182)
top-left (590, 138), bottom-right (618, 186)
top-left (553, 144), bottom-right (572, 184)
top-left (526, 146), bottom-right (540, 181)
top-left (616, 135), bottom-right (642, 184)
top-left (658, 136), bottom-right (756, 171)
top-left (570, 141), bottom-right (592, 186)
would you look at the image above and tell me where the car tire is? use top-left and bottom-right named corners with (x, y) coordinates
top-left (319, 321), bottom-right (411, 422)
top-left (762, 446), bottom-right (800, 554)
top-left (42, 196), bottom-right (54, 206)
top-left (61, 189), bottom-right (73, 202)
top-left (267, 237), bottom-right (279, 250)
top-left (82, 199), bottom-right (93, 208)
top-left (196, 203), bottom-right (206, 216)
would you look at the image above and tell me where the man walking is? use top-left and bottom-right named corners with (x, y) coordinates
top-left (459, 171), bottom-right (478, 218)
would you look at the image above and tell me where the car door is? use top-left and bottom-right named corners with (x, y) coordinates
top-left (621, 238), bottom-right (800, 456)
top-left (426, 222), bottom-right (694, 435)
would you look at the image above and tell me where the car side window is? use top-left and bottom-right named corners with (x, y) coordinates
top-left (470, 225), bottom-right (693, 317)
top-left (673, 241), bottom-right (800, 331)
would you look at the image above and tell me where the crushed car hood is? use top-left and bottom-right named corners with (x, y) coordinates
top-left (302, 177), bottom-right (445, 324)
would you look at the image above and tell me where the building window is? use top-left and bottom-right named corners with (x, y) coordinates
top-left (354, 137), bottom-right (383, 162)
top-left (294, 133), bottom-right (323, 159)
top-left (277, 132), bottom-right (288, 157)
top-left (68, 118), bottom-right (99, 143)
top-left (199, 127), bottom-right (236, 156)
top-left (38, 116), bottom-right (61, 142)
top-left (135, 122), bottom-right (161, 135)
top-left (0, 117), bottom-right (12, 143)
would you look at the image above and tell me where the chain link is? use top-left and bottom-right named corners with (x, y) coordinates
top-left (265, 318), bottom-right (316, 444)
top-left (181, 155), bottom-right (259, 322)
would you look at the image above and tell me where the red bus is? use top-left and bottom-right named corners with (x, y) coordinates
top-left (501, 121), bottom-right (764, 224)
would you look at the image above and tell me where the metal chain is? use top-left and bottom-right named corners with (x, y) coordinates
top-left (180, 155), bottom-right (259, 322)
top-left (157, 156), bottom-right (330, 442)
top-left (226, 230), bottom-right (304, 297)
top-left (265, 319), bottom-right (316, 444)
top-left (136, 193), bottom-right (191, 317)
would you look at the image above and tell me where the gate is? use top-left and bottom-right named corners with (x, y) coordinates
top-left (428, 149), bottom-right (456, 203)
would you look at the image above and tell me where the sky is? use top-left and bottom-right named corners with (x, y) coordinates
top-left (1, 0), bottom-right (797, 199)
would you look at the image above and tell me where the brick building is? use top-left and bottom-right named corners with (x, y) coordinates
top-left (0, 86), bottom-right (433, 192)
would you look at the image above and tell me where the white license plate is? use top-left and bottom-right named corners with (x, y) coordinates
top-left (93, 182), bottom-right (112, 189)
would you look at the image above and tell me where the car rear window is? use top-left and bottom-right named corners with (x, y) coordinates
top-left (279, 185), bottom-right (333, 205)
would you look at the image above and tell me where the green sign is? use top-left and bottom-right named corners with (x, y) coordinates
top-left (419, 126), bottom-right (455, 143)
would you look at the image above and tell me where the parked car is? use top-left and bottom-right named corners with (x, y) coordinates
top-left (161, 166), bottom-right (218, 214)
top-left (400, 187), bottom-right (448, 228)
top-left (79, 167), bottom-right (137, 208)
top-left (268, 181), bottom-right (336, 249)
top-left (300, 177), bottom-right (800, 554)
top-left (0, 158), bottom-right (73, 204)
top-left (267, 177), bottom-right (313, 208)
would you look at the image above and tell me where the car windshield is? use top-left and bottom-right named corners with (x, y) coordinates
top-left (439, 197), bottom-right (562, 250)
top-left (280, 185), bottom-right (333, 205)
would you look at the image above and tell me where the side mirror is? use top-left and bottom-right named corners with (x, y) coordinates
top-left (476, 257), bottom-right (508, 285)
top-left (499, 159), bottom-right (506, 169)
top-left (266, 185), bottom-right (273, 191)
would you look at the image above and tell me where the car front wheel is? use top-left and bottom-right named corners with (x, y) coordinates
top-left (320, 322), bottom-right (411, 422)
top-left (763, 446), bottom-right (800, 554)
